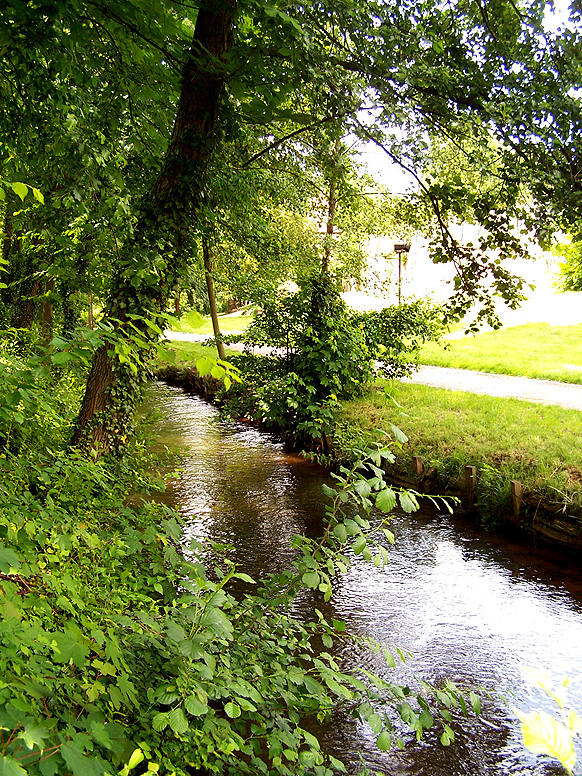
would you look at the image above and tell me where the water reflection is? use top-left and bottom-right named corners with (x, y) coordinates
top-left (147, 383), bottom-right (582, 775)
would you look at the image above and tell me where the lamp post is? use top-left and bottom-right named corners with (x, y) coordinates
top-left (393, 243), bottom-right (411, 305)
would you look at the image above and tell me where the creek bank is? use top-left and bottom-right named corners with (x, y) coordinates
top-left (154, 363), bottom-right (582, 558)
top-left (379, 460), bottom-right (582, 556)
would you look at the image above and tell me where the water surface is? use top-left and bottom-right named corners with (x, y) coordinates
top-left (148, 382), bottom-right (582, 775)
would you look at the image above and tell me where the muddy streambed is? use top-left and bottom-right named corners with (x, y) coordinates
top-left (146, 382), bottom-right (582, 775)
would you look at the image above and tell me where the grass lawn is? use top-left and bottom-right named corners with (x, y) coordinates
top-left (420, 322), bottom-right (582, 383)
top-left (156, 340), bottom-right (240, 365)
top-left (169, 309), bottom-right (254, 336)
top-left (338, 380), bottom-right (582, 523)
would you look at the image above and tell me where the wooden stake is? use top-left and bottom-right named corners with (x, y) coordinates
top-left (413, 456), bottom-right (424, 476)
top-left (510, 480), bottom-right (523, 525)
top-left (464, 465), bottom-right (477, 510)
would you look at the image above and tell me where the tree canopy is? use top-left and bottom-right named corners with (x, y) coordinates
top-left (1, 0), bottom-right (581, 447)
top-left (1, 2), bottom-right (582, 773)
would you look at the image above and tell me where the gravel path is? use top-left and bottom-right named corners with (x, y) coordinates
top-left (403, 365), bottom-right (582, 411)
top-left (164, 330), bottom-right (582, 412)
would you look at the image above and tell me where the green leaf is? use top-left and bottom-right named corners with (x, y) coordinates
top-left (332, 523), bottom-right (347, 543)
top-left (184, 695), bottom-right (209, 716)
top-left (126, 749), bottom-right (145, 771)
top-left (354, 480), bottom-right (371, 498)
top-left (51, 629), bottom-right (89, 668)
top-left (0, 755), bottom-right (27, 776)
top-left (0, 545), bottom-right (20, 573)
top-left (233, 572), bottom-right (256, 584)
top-left (142, 318), bottom-right (162, 335)
top-left (17, 724), bottom-right (48, 750)
top-left (389, 423), bottom-right (408, 443)
top-left (168, 707), bottom-right (189, 735)
top-left (152, 712), bottom-right (168, 731)
top-left (224, 701), bottom-right (241, 718)
top-left (516, 709), bottom-right (576, 773)
top-left (196, 356), bottom-right (214, 376)
top-left (51, 351), bottom-right (72, 365)
top-left (9, 182), bottom-right (28, 201)
top-left (383, 649), bottom-right (396, 667)
top-left (166, 622), bottom-right (186, 642)
top-left (375, 488), bottom-right (396, 513)
top-left (352, 536), bottom-right (367, 555)
top-left (61, 743), bottom-right (104, 776)
top-left (440, 724), bottom-right (455, 747)
top-left (469, 692), bottom-right (481, 715)
top-left (302, 571), bottom-right (320, 589)
top-left (376, 731), bottom-right (392, 751)
top-left (199, 605), bottom-right (233, 640)
top-left (398, 491), bottom-right (419, 514)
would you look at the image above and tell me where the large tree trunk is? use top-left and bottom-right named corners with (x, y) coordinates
top-left (72, 0), bottom-right (237, 452)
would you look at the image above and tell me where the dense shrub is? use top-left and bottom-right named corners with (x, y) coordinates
top-left (0, 336), bottom-right (466, 774)
top-left (352, 300), bottom-right (443, 379)
top-left (222, 278), bottom-right (442, 443)
top-left (221, 275), bottom-right (373, 443)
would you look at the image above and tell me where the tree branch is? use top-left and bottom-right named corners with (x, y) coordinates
top-left (241, 117), bottom-right (336, 168)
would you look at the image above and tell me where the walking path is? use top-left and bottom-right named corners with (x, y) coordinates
top-left (403, 365), bottom-right (582, 411)
top-left (163, 330), bottom-right (582, 412)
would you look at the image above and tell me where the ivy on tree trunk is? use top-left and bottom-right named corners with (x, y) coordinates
top-left (72, 0), bottom-right (237, 453)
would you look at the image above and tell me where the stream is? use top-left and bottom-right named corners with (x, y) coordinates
top-left (147, 382), bottom-right (582, 775)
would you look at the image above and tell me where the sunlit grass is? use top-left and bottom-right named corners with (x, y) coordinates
top-left (156, 340), bottom-right (240, 364)
top-left (420, 323), bottom-right (582, 383)
top-left (339, 380), bottom-right (582, 522)
top-left (169, 309), bottom-right (254, 335)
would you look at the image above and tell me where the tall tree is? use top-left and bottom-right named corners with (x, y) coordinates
top-left (72, 0), bottom-right (237, 449)
top-left (3, 0), bottom-right (580, 452)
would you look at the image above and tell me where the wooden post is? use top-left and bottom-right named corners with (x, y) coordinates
top-left (463, 465), bottom-right (477, 510)
top-left (413, 456), bottom-right (424, 476)
top-left (510, 480), bottom-right (523, 526)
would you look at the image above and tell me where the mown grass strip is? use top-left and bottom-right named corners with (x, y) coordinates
top-left (419, 323), bottom-right (582, 384)
top-left (338, 381), bottom-right (582, 524)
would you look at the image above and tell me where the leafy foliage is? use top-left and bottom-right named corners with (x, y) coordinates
top-left (0, 348), bottom-right (475, 774)
top-left (223, 274), bottom-right (374, 441)
top-left (222, 279), bottom-right (442, 441)
top-left (353, 300), bottom-right (443, 379)
top-left (556, 239), bottom-right (582, 292)
top-left (515, 670), bottom-right (582, 775)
